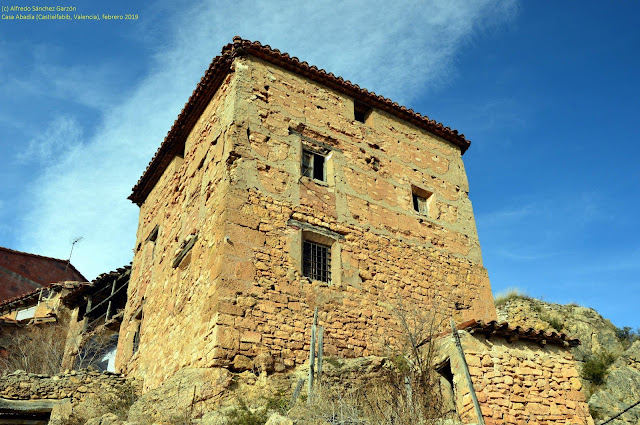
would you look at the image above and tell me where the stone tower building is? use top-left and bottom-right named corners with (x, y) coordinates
top-left (117, 37), bottom-right (497, 389)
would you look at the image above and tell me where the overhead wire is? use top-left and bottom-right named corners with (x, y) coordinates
top-left (598, 399), bottom-right (640, 425)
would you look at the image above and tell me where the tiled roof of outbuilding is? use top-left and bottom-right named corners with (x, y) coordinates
top-left (0, 264), bottom-right (131, 312)
top-left (0, 281), bottom-right (86, 313)
top-left (458, 319), bottom-right (581, 347)
top-left (61, 264), bottom-right (131, 304)
top-left (129, 37), bottom-right (472, 205)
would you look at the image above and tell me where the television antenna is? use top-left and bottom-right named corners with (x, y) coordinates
top-left (65, 236), bottom-right (83, 272)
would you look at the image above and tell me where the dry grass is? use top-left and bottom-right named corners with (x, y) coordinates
top-left (493, 287), bottom-right (532, 307)
top-left (61, 381), bottom-right (138, 425)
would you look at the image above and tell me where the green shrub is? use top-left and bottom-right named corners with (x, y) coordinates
top-left (589, 405), bottom-right (604, 421)
top-left (615, 326), bottom-right (640, 349)
top-left (582, 352), bottom-right (616, 386)
top-left (539, 314), bottom-right (563, 332)
top-left (324, 356), bottom-right (344, 369)
top-left (390, 354), bottom-right (411, 374)
top-left (264, 390), bottom-right (289, 414)
top-left (226, 400), bottom-right (270, 425)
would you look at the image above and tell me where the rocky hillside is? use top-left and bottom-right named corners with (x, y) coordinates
top-left (496, 294), bottom-right (640, 425)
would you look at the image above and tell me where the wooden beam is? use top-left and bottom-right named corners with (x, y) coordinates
top-left (451, 319), bottom-right (486, 425)
top-left (85, 280), bottom-right (128, 317)
top-left (172, 235), bottom-right (198, 268)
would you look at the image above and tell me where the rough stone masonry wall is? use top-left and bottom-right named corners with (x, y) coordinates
top-left (207, 56), bottom-right (496, 369)
top-left (441, 333), bottom-right (593, 425)
top-left (211, 189), bottom-right (495, 370)
top-left (121, 53), bottom-right (496, 390)
top-left (0, 370), bottom-right (134, 402)
top-left (116, 70), bottom-right (239, 388)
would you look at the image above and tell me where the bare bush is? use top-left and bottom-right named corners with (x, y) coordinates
top-left (361, 295), bottom-right (451, 424)
top-left (74, 330), bottom-right (118, 371)
top-left (289, 386), bottom-right (365, 425)
top-left (287, 295), bottom-right (453, 425)
top-left (0, 322), bottom-right (67, 374)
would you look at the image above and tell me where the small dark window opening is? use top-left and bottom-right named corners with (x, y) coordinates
top-left (147, 225), bottom-right (159, 261)
top-left (354, 102), bottom-right (372, 123)
top-left (76, 302), bottom-right (86, 322)
top-left (437, 360), bottom-right (454, 384)
top-left (413, 193), bottom-right (426, 213)
top-left (303, 240), bottom-right (331, 283)
top-left (436, 359), bottom-right (457, 416)
top-left (132, 306), bottom-right (143, 355)
top-left (132, 322), bottom-right (141, 354)
top-left (412, 186), bottom-right (433, 216)
top-left (302, 149), bottom-right (326, 181)
top-left (147, 225), bottom-right (159, 242)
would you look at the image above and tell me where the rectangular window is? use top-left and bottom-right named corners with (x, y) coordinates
top-left (303, 240), bottom-right (331, 283)
top-left (132, 306), bottom-right (143, 355)
top-left (413, 193), bottom-right (428, 214)
top-left (132, 322), bottom-right (141, 354)
top-left (15, 305), bottom-right (36, 321)
top-left (354, 102), bottom-right (372, 123)
top-left (302, 149), bottom-right (326, 181)
top-left (412, 185), bottom-right (433, 216)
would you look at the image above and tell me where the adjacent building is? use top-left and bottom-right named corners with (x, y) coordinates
top-left (0, 247), bottom-right (86, 304)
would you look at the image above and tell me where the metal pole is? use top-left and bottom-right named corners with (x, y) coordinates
top-left (317, 326), bottom-right (324, 387)
top-left (451, 318), bottom-right (485, 425)
top-left (65, 237), bottom-right (82, 272)
top-left (307, 307), bottom-right (318, 403)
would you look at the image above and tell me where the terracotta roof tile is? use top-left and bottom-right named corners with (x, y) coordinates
top-left (62, 264), bottom-right (131, 304)
top-left (0, 281), bottom-right (87, 312)
top-left (458, 319), bottom-right (581, 347)
top-left (0, 264), bottom-right (130, 312)
top-left (129, 37), bottom-right (471, 205)
top-left (0, 246), bottom-right (68, 265)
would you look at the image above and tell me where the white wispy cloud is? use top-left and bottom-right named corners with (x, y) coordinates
top-left (2, 50), bottom-right (122, 112)
top-left (496, 249), bottom-right (560, 262)
top-left (476, 202), bottom-right (539, 228)
top-left (15, 0), bottom-right (517, 279)
top-left (18, 115), bottom-right (82, 164)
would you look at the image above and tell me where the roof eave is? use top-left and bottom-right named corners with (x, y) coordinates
top-left (129, 37), bottom-right (471, 206)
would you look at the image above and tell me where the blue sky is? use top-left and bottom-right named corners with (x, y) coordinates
top-left (1, 1), bottom-right (638, 328)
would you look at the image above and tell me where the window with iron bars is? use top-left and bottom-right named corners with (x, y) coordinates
top-left (303, 240), bottom-right (331, 283)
